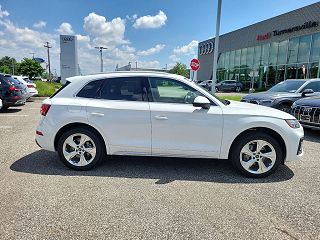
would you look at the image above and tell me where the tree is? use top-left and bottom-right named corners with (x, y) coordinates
top-left (17, 58), bottom-right (44, 79)
top-left (0, 65), bottom-right (11, 74)
top-left (0, 56), bottom-right (18, 74)
top-left (169, 62), bottom-right (189, 78)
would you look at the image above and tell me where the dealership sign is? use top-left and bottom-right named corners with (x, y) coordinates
top-left (62, 36), bottom-right (74, 43)
top-left (256, 21), bottom-right (319, 41)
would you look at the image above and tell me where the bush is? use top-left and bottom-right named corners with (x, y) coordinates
top-left (34, 81), bottom-right (62, 97)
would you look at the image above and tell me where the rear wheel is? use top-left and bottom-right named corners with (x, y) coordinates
top-left (57, 127), bottom-right (105, 170)
top-left (230, 132), bottom-right (282, 178)
top-left (235, 86), bottom-right (241, 92)
top-left (215, 87), bottom-right (219, 92)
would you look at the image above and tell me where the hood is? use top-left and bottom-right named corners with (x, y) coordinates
top-left (223, 100), bottom-right (294, 119)
top-left (242, 91), bottom-right (298, 101)
top-left (294, 96), bottom-right (320, 107)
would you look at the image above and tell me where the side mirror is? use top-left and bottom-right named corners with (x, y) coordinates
top-left (193, 96), bottom-right (211, 109)
top-left (302, 89), bottom-right (314, 97)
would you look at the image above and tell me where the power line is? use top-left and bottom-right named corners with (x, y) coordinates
top-left (43, 41), bottom-right (52, 81)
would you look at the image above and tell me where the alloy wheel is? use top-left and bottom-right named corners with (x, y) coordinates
top-left (239, 140), bottom-right (276, 175)
top-left (62, 133), bottom-right (97, 167)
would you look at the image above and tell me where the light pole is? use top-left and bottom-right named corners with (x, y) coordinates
top-left (95, 46), bottom-right (107, 72)
top-left (211, 0), bottom-right (222, 94)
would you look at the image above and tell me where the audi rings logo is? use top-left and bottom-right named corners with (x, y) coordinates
top-left (199, 41), bottom-right (214, 55)
top-left (303, 107), bottom-right (312, 113)
top-left (62, 36), bottom-right (74, 42)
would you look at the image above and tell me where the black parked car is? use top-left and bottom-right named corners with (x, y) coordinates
top-left (292, 96), bottom-right (320, 130)
top-left (241, 79), bottom-right (320, 112)
top-left (216, 80), bottom-right (243, 92)
top-left (0, 73), bottom-right (28, 110)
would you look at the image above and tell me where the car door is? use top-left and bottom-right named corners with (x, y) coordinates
top-left (148, 77), bottom-right (223, 158)
top-left (85, 77), bottom-right (151, 156)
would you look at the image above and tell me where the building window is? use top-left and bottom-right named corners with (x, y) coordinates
top-left (229, 51), bottom-right (235, 69)
top-left (224, 51), bottom-right (230, 69)
top-left (288, 37), bottom-right (299, 64)
top-left (277, 40), bottom-right (288, 65)
top-left (310, 32), bottom-right (320, 62)
top-left (235, 49), bottom-right (241, 68)
top-left (298, 35), bottom-right (311, 63)
top-left (246, 47), bottom-right (254, 67)
top-left (253, 45), bottom-right (262, 67)
top-left (240, 48), bottom-right (247, 67)
top-left (269, 42), bottom-right (279, 65)
top-left (261, 43), bottom-right (270, 66)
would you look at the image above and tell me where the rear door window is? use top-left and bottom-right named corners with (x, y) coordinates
top-left (99, 77), bottom-right (148, 101)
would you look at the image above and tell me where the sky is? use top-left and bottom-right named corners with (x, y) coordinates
top-left (0, 0), bottom-right (319, 75)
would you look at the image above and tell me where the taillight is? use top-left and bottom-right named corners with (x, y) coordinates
top-left (40, 104), bottom-right (51, 116)
top-left (27, 85), bottom-right (34, 88)
top-left (8, 86), bottom-right (17, 91)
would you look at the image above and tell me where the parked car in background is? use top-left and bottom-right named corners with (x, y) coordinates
top-left (12, 75), bottom-right (38, 98)
top-left (198, 80), bottom-right (212, 90)
top-left (0, 73), bottom-right (28, 110)
top-left (241, 79), bottom-right (320, 112)
top-left (36, 72), bottom-right (304, 178)
top-left (0, 98), bottom-right (2, 111)
top-left (216, 80), bottom-right (243, 92)
top-left (292, 96), bottom-right (320, 130)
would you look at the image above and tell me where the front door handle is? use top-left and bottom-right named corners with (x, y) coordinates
top-left (90, 112), bottom-right (105, 117)
top-left (154, 115), bottom-right (168, 120)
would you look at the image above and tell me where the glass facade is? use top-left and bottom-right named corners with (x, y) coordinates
top-left (217, 32), bottom-right (320, 88)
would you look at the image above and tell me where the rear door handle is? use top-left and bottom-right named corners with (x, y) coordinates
top-left (90, 112), bottom-right (105, 117)
top-left (154, 115), bottom-right (168, 120)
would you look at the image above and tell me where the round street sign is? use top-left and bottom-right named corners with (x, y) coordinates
top-left (190, 58), bottom-right (200, 71)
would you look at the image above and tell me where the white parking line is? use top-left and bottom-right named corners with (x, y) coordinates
top-left (0, 115), bottom-right (29, 117)
top-left (0, 126), bottom-right (13, 129)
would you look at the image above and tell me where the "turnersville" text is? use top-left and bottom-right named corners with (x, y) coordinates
top-left (273, 21), bottom-right (318, 36)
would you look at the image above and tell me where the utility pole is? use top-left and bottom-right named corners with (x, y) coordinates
top-left (211, 0), bottom-right (222, 94)
top-left (12, 59), bottom-right (15, 75)
top-left (43, 42), bottom-right (52, 82)
top-left (30, 52), bottom-right (35, 59)
top-left (135, 61), bottom-right (137, 70)
top-left (95, 46), bottom-right (107, 72)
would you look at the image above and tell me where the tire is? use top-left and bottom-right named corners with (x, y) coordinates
top-left (277, 103), bottom-right (292, 113)
top-left (215, 87), bottom-right (219, 92)
top-left (230, 132), bottom-right (282, 178)
top-left (1, 106), bottom-right (9, 110)
top-left (235, 86), bottom-right (241, 92)
top-left (57, 127), bottom-right (105, 170)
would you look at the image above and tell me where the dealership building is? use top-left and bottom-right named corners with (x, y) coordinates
top-left (197, 2), bottom-right (320, 88)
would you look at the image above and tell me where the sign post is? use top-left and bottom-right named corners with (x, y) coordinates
top-left (190, 58), bottom-right (200, 82)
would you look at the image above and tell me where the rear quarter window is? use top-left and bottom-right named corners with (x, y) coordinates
top-left (76, 80), bottom-right (103, 98)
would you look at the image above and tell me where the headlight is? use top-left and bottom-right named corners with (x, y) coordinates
top-left (285, 119), bottom-right (300, 128)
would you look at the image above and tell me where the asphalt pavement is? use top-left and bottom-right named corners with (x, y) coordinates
top-left (0, 99), bottom-right (319, 240)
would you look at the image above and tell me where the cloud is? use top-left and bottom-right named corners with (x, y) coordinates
top-left (169, 54), bottom-right (180, 62)
top-left (57, 22), bottom-right (74, 35)
top-left (83, 12), bottom-right (127, 47)
top-left (0, 19), bottom-right (55, 49)
top-left (173, 40), bottom-right (199, 55)
top-left (0, 5), bottom-right (9, 18)
top-left (33, 21), bottom-right (46, 29)
top-left (133, 10), bottom-right (167, 29)
top-left (137, 44), bottom-right (165, 56)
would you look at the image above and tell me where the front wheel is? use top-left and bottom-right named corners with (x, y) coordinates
top-left (230, 132), bottom-right (282, 178)
top-left (277, 103), bottom-right (292, 113)
top-left (57, 127), bottom-right (105, 170)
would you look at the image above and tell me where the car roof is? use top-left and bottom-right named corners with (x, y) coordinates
top-left (66, 71), bottom-right (189, 83)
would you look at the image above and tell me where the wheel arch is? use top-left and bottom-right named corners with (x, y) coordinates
top-left (228, 127), bottom-right (287, 164)
top-left (54, 122), bottom-right (108, 154)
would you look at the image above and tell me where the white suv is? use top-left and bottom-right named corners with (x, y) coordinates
top-left (36, 72), bottom-right (304, 177)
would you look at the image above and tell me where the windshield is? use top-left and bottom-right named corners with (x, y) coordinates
top-left (267, 80), bottom-right (305, 93)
